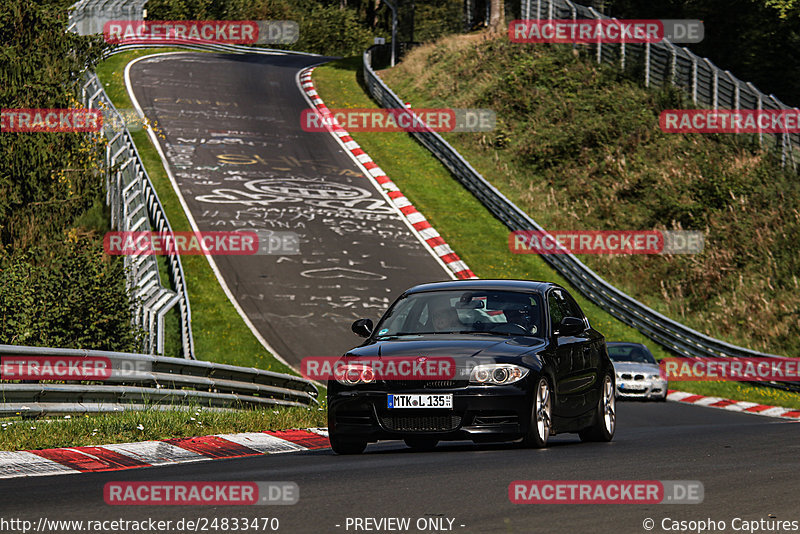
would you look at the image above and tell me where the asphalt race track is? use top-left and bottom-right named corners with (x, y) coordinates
top-left (9, 52), bottom-right (791, 533)
top-left (2, 402), bottom-right (798, 533)
top-left (126, 52), bottom-right (451, 366)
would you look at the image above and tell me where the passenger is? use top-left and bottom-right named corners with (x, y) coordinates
top-left (429, 299), bottom-right (463, 332)
top-left (629, 347), bottom-right (647, 363)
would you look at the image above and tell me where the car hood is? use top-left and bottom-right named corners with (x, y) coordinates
top-left (612, 362), bottom-right (662, 375)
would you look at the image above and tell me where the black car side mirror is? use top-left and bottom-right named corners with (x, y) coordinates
top-left (557, 316), bottom-right (584, 336)
top-left (351, 318), bottom-right (374, 338)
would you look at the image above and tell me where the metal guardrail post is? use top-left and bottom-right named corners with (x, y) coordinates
top-left (748, 83), bottom-right (763, 146)
top-left (670, 46), bottom-right (677, 86)
top-left (566, 0), bottom-right (577, 51)
top-left (588, 7), bottom-right (602, 64)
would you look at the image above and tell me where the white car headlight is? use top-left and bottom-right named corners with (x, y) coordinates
top-left (649, 373), bottom-right (662, 380)
top-left (470, 364), bottom-right (528, 385)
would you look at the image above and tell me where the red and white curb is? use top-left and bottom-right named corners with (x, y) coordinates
top-left (668, 390), bottom-right (800, 420)
top-left (297, 67), bottom-right (476, 281)
top-left (0, 429), bottom-right (329, 479)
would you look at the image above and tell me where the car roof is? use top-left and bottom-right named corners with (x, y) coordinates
top-left (404, 279), bottom-right (556, 295)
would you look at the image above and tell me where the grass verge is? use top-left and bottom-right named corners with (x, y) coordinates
top-left (0, 405), bottom-right (325, 451)
top-left (311, 56), bottom-right (800, 411)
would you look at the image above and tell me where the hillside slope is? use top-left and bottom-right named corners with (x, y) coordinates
top-left (380, 34), bottom-right (800, 356)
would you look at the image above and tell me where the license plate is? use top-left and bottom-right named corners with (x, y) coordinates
top-left (387, 394), bottom-right (453, 409)
top-left (620, 384), bottom-right (645, 391)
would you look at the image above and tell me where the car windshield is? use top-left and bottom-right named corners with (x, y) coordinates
top-left (373, 290), bottom-right (544, 338)
top-left (608, 344), bottom-right (657, 364)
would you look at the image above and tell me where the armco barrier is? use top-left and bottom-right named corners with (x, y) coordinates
top-left (362, 44), bottom-right (799, 393)
top-left (0, 344), bottom-right (318, 416)
top-left (82, 72), bottom-right (193, 359)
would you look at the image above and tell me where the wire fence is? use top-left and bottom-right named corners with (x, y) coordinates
top-left (520, 0), bottom-right (799, 169)
top-left (68, 0), bottom-right (148, 35)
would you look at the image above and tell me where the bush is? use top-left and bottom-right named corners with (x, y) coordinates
top-left (0, 240), bottom-right (141, 351)
top-left (0, 0), bottom-right (139, 350)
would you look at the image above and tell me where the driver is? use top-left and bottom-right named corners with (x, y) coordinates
top-left (504, 307), bottom-right (532, 334)
top-left (502, 295), bottom-right (538, 335)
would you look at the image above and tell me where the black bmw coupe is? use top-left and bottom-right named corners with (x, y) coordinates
top-left (327, 279), bottom-right (616, 454)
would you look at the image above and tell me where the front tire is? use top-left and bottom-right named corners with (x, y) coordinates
top-left (579, 373), bottom-right (616, 442)
top-left (329, 432), bottom-right (367, 455)
top-left (522, 377), bottom-right (552, 448)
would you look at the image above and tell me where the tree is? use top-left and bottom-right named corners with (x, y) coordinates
top-left (489, 0), bottom-right (504, 33)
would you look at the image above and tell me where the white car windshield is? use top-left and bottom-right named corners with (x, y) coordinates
top-left (608, 345), bottom-right (657, 364)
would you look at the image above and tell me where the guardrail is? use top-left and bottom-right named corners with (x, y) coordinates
top-left (0, 344), bottom-right (318, 416)
top-left (520, 0), bottom-right (799, 169)
top-left (363, 44), bottom-right (799, 392)
top-left (81, 72), bottom-right (194, 359)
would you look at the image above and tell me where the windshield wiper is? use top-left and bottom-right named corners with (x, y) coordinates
top-left (374, 332), bottom-right (423, 338)
top-left (458, 330), bottom-right (537, 337)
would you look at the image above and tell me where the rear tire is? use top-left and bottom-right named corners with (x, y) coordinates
top-left (579, 373), bottom-right (616, 442)
top-left (404, 438), bottom-right (438, 451)
top-left (522, 377), bottom-right (552, 448)
top-left (329, 433), bottom-right (367, 455)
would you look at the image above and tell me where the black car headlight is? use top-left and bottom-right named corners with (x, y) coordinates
top-left (469, 364), bottom-right (529, 385)
top-left (334, 363), bottom-right (376, 386)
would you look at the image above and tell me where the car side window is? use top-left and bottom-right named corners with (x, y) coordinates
top-left (560, 293), bottom-right (585, 321)
top-left (547, 292), bottom-right (563, 331)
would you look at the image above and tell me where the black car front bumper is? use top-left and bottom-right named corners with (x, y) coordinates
top-left (328, 383), bottom-right (534, 443)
